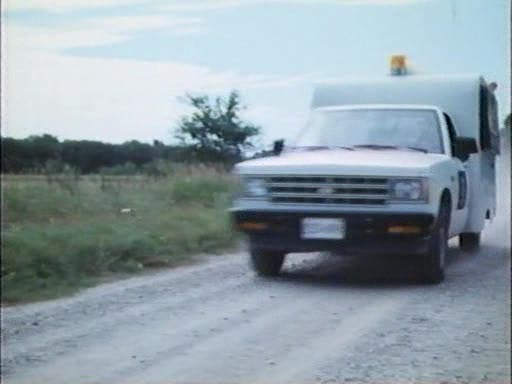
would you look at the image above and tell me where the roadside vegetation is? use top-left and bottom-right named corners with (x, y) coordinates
top-left (0, 90), bottom-right (265, 304)
top-left (1, 167), bottom-right (238, 303)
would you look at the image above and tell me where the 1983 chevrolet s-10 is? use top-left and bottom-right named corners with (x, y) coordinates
top-left (231, 57), bottom-right (500, 284)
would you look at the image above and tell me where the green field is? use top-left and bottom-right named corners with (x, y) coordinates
top-left (1, 167), bottom-right (237, 303)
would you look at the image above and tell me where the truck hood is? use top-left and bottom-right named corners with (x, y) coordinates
top-left (236, 149), bottom-right (449, 177)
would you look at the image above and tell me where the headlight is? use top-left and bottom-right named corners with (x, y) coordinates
top-left (244, 178), bottom-right (267, 197)
top-left (389, 178), bottom-right (428, 202)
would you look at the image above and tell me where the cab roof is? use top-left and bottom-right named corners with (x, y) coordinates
top-left (314, 104), bottom-right (440, 111)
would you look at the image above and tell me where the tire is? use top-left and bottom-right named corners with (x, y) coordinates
top-left (250, 250), bottom-right (285, 277)
top-left (459, 232), bottom-right (481, 251)
top-left (420, 203), bottom-right (449, 284)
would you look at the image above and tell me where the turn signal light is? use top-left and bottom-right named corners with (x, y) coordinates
top-left (387, 225), bottom-right (422, 234)
top-left (238, 222), bottom-right (268, 231)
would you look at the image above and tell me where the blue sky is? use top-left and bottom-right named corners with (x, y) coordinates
top-left (2, 0), bottom-right (510, 146)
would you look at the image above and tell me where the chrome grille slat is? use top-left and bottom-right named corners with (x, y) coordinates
top-left (270, 192), bottom-right (389, 199)
top-left (267, 182), bottom-right (388, 189)
top-left (266, 175), bottom-right (390, 206)
top-left (271, 198), bottom-right (387, 205)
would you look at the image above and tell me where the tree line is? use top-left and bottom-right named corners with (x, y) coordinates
top-left (1, 135), bottom-right (191, 174)
top-left (1, 91), bottom-right (262, 174)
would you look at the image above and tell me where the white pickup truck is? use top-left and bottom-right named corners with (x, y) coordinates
top-left (231, 68), bottom-right (500, 284)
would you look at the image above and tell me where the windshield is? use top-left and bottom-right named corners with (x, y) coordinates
top-left (295, 109), bottom-right (444, 154)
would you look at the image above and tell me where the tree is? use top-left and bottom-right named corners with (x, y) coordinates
top-left (175, 90), bottom-right (261, 163)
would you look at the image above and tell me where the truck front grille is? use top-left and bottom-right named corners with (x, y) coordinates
top-left (266, 175), bottom-right (389, 205)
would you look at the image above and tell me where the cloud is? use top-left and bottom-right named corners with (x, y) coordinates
top-left (1, 0), bottom-right (432, 144)
top-left (2, 0), bottom-right (425, 49)
top-left (2, 23), bottom-right (317, 143)
top-left (1, 4), bottom-right (321, 144)
top-left (3, 0), bottom-right (428, 13)
top-left (161, 0), bottom-right (428, 12)
top-left (3, 13), bottom-right (205, 52)
top-left (2, 0), bottom-right (144, 12)
top-left (90, 15), bottom-right (202, 33)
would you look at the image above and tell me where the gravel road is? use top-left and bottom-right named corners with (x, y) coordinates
top-left (2, 150), bottom-right (510, 384)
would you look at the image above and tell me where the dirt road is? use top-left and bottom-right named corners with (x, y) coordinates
top-left (2, 150), bottom-right (510, 383)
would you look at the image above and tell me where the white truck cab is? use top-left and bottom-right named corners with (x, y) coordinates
top-left (231, 58), bottom-right (500, 283)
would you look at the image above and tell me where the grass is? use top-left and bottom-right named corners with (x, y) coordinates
top-left (1, 168), bottom-right (238, 303)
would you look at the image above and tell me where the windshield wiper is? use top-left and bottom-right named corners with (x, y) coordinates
top-left (353, 144), bottom-right (397, 150)
top-left (353, 144), bottom-right (428, 153)
top-left (291, 145), bottom-right (354, 151)
top-left (403, 146), bottom-right (428, 153)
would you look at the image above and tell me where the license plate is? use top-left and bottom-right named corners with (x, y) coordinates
top-left (301, 218), bottom-right (346, 240)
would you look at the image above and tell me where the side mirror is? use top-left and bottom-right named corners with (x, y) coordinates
top-left (273, 139), bottom-right (285, 156)
top-left (453, 137), bottom-right (478, 161)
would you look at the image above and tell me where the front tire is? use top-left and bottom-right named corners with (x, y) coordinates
top-left (250, 250), bottom-right (285, 276)
top-left (420, 203), bottom-right (449, 284)
top-left (459, 232), bottom-right (481, 251)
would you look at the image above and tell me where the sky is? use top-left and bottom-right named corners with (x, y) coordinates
top-left (1, 0), bottom-right (510, 147)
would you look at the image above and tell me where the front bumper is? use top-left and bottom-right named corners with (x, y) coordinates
top-left (231, 209), bottom-right (435, 255)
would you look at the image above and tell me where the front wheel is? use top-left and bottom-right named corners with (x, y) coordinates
top-left (420, 204), bottom-right (449, 284)
top-left (459, 232), bottom-right (481, 251)
top-left (250, 250), bottom-right (285, 276)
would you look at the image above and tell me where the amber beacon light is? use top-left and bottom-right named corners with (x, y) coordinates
top-left (390, 55), bottom-right (407, 76)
